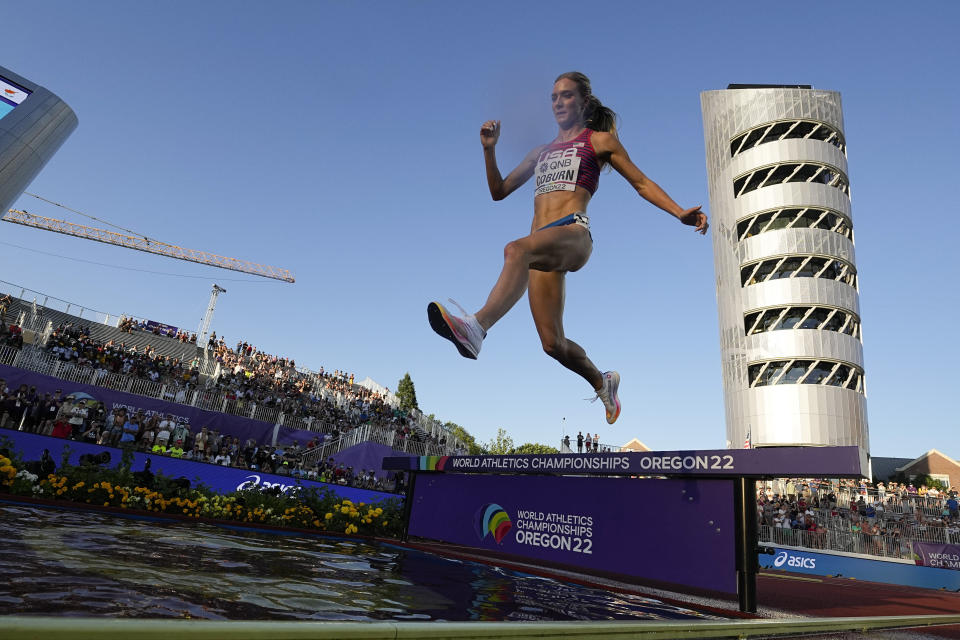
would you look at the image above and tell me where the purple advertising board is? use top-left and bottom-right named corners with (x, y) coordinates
top-left (912, 542), bottom-right (960, 571)
top-left (2, 429), bottom-right (400, 505)
top-left (408, 473), bottom-right (736, 594)
top-left (144, 320), bottom-right (179, 336)
top-left (385, 447), bottom-right (867, 478)
top-left (0, 363), bottom-right (316, 447)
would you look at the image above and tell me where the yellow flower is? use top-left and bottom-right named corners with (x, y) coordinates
top-left (325, 513), bottom-right (333, 520)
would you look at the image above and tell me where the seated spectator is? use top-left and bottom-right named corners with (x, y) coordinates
top-left (81, 423), bottom-right (102, 444)
top-left (50, 418), bottom-right (73, 439)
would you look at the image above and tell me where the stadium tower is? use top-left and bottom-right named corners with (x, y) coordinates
top-left (700, 85), bottom-right (868, 452)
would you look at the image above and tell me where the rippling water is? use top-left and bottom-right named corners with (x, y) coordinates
top-left (1, 503), bottom-right (719, 621)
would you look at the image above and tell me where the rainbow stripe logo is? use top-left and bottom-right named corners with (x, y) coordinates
top-left (475, 503), bottom-right (512, 544)
top-left (418, 456), bottom-right (449, 471)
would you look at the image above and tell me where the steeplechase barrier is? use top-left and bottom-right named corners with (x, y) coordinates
top-left (384, 447), bottom-right (869, 613)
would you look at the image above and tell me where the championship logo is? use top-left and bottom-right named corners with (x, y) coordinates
top-left (475, 503), bottom-right (512, 544)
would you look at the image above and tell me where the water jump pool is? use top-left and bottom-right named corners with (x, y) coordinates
top-left (1, 503), bottom-right (720, 622)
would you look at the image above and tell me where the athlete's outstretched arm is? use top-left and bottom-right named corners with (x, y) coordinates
top-left (592, 131), bottom-right (708, 234)
top-left (481, 120), bottom-right (541, 201)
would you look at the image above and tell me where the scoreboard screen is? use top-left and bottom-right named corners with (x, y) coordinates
top-left (0, 64), bottom-right (76, 215)
top-left (0, 74), bottom-right (32, 121)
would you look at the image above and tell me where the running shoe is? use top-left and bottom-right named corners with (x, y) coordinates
top-left (427, 300), bottom-right (485, 359)
top-left (592, 371), bottom-right (621, 424)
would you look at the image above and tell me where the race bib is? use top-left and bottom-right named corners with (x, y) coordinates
top-left (535, 146), bottom-right (581, 196)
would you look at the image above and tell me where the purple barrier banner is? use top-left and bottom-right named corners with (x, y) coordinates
top-left (912, 542), bottom-right (960, 570)
top-left (408, 473), bottom-right (736, 594)
top-left (0, 363), bottom-right (315, 447)
top-left (2, 429), bottom-right (400, 505)
top-left (386, 447), bottom-right (867, 478)
top-left (330, 441), bottom-right (412, 479)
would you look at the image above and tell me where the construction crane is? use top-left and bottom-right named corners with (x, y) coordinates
top-left (197, 283), bottom-right (226, 350)
top-left (2, 208), bottom-right (295, 283)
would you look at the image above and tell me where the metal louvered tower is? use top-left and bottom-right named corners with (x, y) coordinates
top-left (701, 85), bottom-right (868, 452)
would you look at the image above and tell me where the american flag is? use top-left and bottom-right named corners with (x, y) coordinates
top-left (743, 429), bottom-right (752, 449)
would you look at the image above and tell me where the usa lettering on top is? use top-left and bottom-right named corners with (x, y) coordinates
top-left (535, 147), bottom-right (582, 195)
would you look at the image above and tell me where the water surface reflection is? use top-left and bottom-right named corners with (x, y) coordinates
top-left (1, 504), bottom-right (718, 621)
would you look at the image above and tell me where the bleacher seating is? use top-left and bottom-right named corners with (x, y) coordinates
top-left (4, 295), bottom-right (199, 362)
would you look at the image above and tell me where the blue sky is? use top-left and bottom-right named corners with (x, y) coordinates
top-left (1, 1), bottom-right (957, 457)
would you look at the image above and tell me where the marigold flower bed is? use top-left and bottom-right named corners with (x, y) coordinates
top-left (0, 448), bottom-right (404, 538)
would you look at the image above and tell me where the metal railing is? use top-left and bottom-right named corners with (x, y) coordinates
top-left (758, 524), bottom-right (914, 560)
top-left (768, 481), bottom-right (955, 515)
top-left (559, 438), bottom-right (631, 453)
top-left (0, 345), bottom-right (325, 434)
top-left (0, 279), bottom-right (119, 327)
top-left (299, 422), bottom-right (448, 465)
top-left (0, 344), bottom-right (458, 458)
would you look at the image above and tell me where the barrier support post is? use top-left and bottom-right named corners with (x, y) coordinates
top-left (734, 476), bottom-right (758, 613)
top-left (400, 471), bottom-right (417, 542)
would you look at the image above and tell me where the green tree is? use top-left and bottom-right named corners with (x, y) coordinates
top-left (396, 372), bottom-right (419, 413)
top-left (444, 421), bottom-right (485, 455)
top-left (511, 442), bottom-right (559, 455)
top-left (486, 428), bottom-right (515, 455)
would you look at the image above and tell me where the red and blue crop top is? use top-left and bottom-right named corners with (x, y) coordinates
top-left (533, 128), bottom-right (600, 197)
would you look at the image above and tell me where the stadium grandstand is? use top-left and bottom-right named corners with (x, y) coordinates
top-left (1, 280), bottom-right (955, 564)
top-left (0, 279), bottom-right (467, 470)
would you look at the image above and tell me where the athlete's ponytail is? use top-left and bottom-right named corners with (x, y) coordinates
top-left (555, 71), bottom-right (619, 137)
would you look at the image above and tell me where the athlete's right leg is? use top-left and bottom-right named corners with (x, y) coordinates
top-left (474, 224), bottom-right (592, 331)
top-left (428, 224), bottom-right (591, 360)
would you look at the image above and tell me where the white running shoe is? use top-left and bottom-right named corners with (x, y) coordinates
top-left (427, 299), bottom-right (485, 359)
top-left (591, 371), bottom-right (621, 424)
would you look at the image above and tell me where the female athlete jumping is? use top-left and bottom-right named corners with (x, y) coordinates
top-left (428, 72), bottom-right (708, 425)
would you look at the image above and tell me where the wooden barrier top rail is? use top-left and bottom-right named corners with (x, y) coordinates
top-left (384, 446), bottom-right (868, 479)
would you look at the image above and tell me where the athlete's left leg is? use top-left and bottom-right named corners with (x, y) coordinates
top-left (527, 269), bottom-right (603, 390)
top-left (528, 270), bottom-right (621, 424)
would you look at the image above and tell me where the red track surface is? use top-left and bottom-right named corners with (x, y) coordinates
top-left (758, 571), bottom-right (960, 638)
top-left (408, 540), bottom-right (960, 638)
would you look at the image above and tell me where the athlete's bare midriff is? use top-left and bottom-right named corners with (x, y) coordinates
top-left (531, 187), bottom-right (592, 233)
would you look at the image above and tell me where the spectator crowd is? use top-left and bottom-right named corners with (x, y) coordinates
top-left (0, 376), bottom-right (405, 493)
top-left (757, 477), bottom-right (960, 556)
top-left (117, 315), bottom-right (197, 344)
top-left (34, 321), bottom-right (449, 453)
